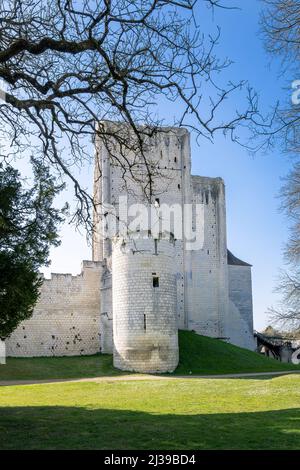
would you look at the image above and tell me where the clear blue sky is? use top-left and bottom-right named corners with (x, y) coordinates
top-left (39, 0), bottom-right (294, 331)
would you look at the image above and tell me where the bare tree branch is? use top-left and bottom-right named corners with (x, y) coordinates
top-left (258, 1), bottom-right (300, 329)
top-left (0, 0), bottom-right (256, 230)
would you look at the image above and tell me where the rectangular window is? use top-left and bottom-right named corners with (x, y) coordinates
top-left (153, 276), bottom-right (159, 288)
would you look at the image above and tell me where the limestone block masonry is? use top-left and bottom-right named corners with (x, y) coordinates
top-left (112, 232), bottom-right (179, 373)
top-left (227, 263), bottom-right (256, 350)
top-left (5, 124), bottom-right (256, 369)
top-left (6, 261), bottom-right (102, 357)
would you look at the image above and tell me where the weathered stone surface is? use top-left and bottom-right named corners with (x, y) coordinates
top-left (6, 124), bottom-right (255, 368)
top-left (6, 261), bottom-right (102, 357)
top-left (112, 233), bottom-right (179, 373)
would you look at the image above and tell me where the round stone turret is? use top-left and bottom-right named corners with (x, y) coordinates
top-left (112, 231), bottom-right (178, 373)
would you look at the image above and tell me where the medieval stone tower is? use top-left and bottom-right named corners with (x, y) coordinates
top-left (5, 123), bottom-right (255, 371)
top-left (112, 231), bottom-right (178, 373)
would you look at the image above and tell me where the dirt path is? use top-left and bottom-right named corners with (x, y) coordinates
top-left (0, 369), bottom-right (299, 387)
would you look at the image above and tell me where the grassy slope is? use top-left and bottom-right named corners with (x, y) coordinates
top-left (174, 330), bottom-right (300, 375)
top-left (0, 375), bottom-right (299, 449)
top-left (0, 330), bottom-right (299, 381)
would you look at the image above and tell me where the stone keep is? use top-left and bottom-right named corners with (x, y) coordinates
top-left (5, 124), bottom-right (255, 368)
top-left (112, 232), bottom-right (178, 373)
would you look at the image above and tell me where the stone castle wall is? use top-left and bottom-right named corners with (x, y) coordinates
top-left (93, 124), bottom-right (254, 353)
top-left (186, 176), bottom-right (228, 338)
top-left (4, 125), bottom-right (255, 362)
top-left (112, 233), bottom-right (179, 373)
top-left (227, 264), bottom-right (255, 350)
top-left (6, 261), bottom-right (102, 357)
top-left (93, 126), bottom-right (192, 348)
top-left (100, 263), bottom-right (113, 354)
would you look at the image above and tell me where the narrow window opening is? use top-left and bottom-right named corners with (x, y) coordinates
top-left (143, 314), bottom-right (147, 331)
top-left (174, 157), bottom-right (177, 163)
top-left (154, 239), bottom-right (158, 255)
top-left (153, 276), bottom-right (159, 288)
top-left (178, 184), bottom-right (181, 189)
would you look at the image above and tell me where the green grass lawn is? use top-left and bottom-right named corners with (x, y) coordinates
top-left (0, 375), bottom-right (299, 449)
top-left (0, 330), bottom-right (299, 382)
top-left (0, 353), bottom-right (120, 381)
top-left (1, 331), bottom-right (300, 450)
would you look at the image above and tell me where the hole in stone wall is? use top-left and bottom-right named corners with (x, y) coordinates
top-left (144, 314), bottom-right (147, 331)
top-left (153, 276), bottom-right (159, 288)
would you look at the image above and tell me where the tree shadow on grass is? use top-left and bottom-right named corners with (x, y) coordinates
top-left (0, 406), bottom-right (299, 450)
